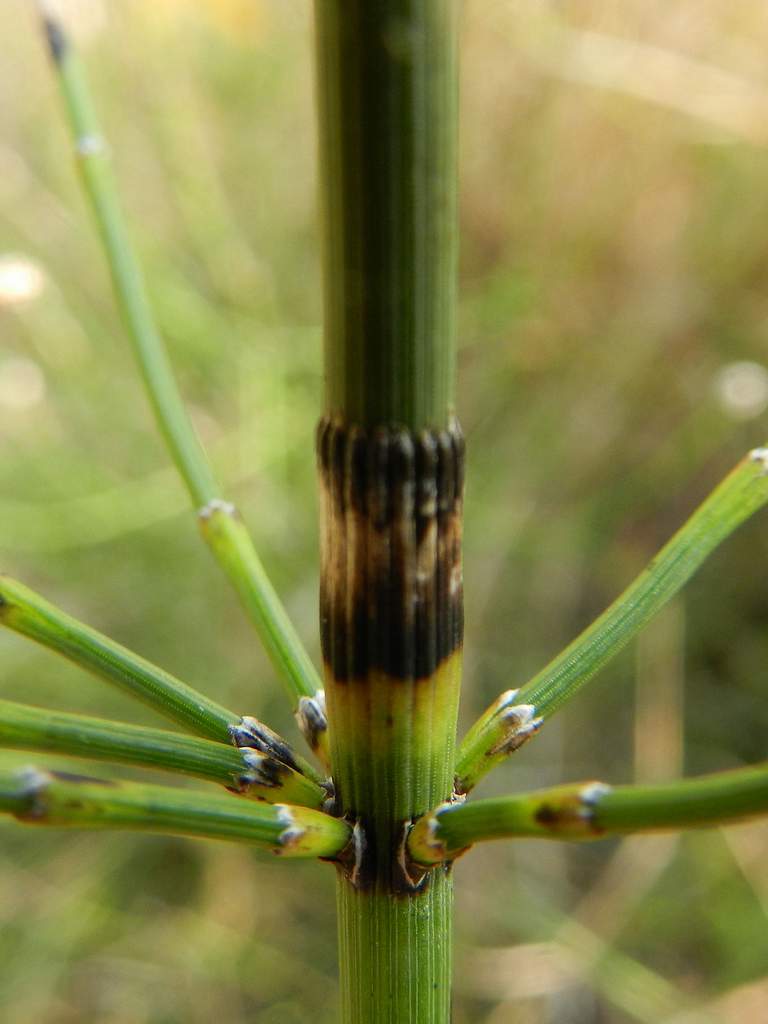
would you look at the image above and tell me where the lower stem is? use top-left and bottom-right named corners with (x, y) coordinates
top-left (337, 870), bottom-right (453, 1022)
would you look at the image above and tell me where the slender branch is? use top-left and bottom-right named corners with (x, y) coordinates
top-left (0, 765), bottom-right (349, 856)
top-left (39, 9), bottom-right (214, 507)
top-left (37, 6), bottom-right (329, 763)
top-left (0, 575), bottom-right (237, 741)
top-left (0, 698), bottom-right (326, 808)
top-left (409, 761), bottom-right (768, 864)
top-left (198, 502), bottom-right (329, 765)
top-left (456, 446), bottom-right (768, 792)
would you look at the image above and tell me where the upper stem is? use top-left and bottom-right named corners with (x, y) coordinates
top-left (315, 0), bottom-right (459, 429)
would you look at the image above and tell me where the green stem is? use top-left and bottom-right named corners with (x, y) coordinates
top-left (0, 698), bottom-right (326, 808)
top-left (0, 766), bottom-right (349, 856)
top-left (409, 761), bottom-right (768, 862)
top-left (337, 874), bottom-right (453, 1022)
top-left (316, 0), bottom-right (458, 429)
top-left (315, 3), bottom-right (460, 1020)
top-left (456, 446), bottom-right (768, 791)
top-left (39, 9), bottom-right (328, 752)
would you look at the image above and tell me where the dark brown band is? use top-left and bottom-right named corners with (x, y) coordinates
top-left (317, 417), bottom-right (464, 682)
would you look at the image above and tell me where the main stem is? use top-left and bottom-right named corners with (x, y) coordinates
top-left (314, 3), bottom-right (461, 1021)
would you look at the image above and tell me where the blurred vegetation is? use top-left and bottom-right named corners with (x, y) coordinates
top-left (1, 1), bottom-right (768, 1021)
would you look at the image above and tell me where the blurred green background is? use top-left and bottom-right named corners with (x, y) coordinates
top-left (2, 1), bottom-right (768, 1021)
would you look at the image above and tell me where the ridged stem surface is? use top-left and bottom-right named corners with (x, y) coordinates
top-left (314, 3), bottom-right (461, 1018)
top-left (315, 0), bottom-right (458, 429)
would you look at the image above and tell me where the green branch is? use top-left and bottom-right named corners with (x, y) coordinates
top-left (0, 575), bottom-right (237, 741)
top-left (38, 6), bottom-right (328, 763)
top-left (0, 698), bottom-right (326, 808)
top-left (409, 761), bottom-right (768, 864)
top-left (198, 503), bottom-right (329, 765)
top-left (456, 446), bottom-right (768, 792)
top-left (0, 766), bottom-right (349, 856)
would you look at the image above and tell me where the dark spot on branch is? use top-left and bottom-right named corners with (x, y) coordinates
top-left (50, 770), bottom-right (118, 787)
top-left (534, 803), bottom-right (559, 828)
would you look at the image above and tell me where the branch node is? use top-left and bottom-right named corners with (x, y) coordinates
top-left (236, 748), bottom-right (285, 791)
top-left (534, 781), bottom-right (612, 836)
top-left (75, 134), bottom-right (107, 158)
top-left (396, 819), bottom-right (432, 891)
top-left (229, 716), bottom-right (300, 774)
top-left (335, 818), bottom-right (366, 886)
top-left (14, 766), bottom-right (51, 819)
top-left (409, 802), bottom-right (451, 865)
top-left (274, 804), bottom-right (307, 853)
top-left (198, 498), bottom-right (238, 521)
top-left (295, 690), bottom-right (328, 755)
top-left (488, 702), bottom-right (543, 757)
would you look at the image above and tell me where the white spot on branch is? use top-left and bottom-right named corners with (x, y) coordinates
top-left (198, 497), bottom-right (237, 521)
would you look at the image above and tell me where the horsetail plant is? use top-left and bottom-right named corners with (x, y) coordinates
top-left (3, 4), bottom-right (768, 1021)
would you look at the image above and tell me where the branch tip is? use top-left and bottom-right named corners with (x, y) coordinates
top-left (37, 4), bottom-right (68, 64)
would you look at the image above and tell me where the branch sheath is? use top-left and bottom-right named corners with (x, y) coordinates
top-left (0, 698), bottom-right (326, 808)
top-left (38, 8), bottom-right (328, 758)
top-left (456, 446), bottom-right (768, 791)
top-left (0, 766), bottom-right (349, 856)
top-left (409, 761), bottom-right (768, 864)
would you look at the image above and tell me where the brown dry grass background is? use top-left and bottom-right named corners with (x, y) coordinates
top-left (1, 2), bottom-right (768, 1021)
